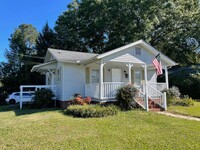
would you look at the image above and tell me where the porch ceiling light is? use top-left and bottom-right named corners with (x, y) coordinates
top-left (76, 60), bottom-right (80, 63)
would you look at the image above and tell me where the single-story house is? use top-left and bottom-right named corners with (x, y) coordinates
top-left (24, 40), bottom-right (176, 110)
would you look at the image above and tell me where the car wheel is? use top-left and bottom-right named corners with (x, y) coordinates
top-left (9, 99), bottom-right (16, 104)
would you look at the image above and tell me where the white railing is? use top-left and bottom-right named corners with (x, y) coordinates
top-left (147, 84), bottom-right (167, 110)
top-left (85, 82), bottom-right (124, 99)
top-left (148, 82), bottom-right (167, 92)
top-left (135, 90), bottom-right (146, 109)
top-left (103, 82), bottom-right (124, 98)
top-left (85, 83), bottom-right (99, 99)
top-left (19, 85), bottom-right (56, 109)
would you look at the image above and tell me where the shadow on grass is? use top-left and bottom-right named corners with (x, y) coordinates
top-left (0, 104), bottom-right (61, 116)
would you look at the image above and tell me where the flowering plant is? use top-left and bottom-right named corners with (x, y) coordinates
top-left (72, 94), bottom-right (91, 105)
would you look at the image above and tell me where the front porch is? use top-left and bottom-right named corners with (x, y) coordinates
top-left (84, 58), bottom-right (169, 111)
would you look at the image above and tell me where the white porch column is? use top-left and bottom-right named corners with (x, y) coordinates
top-left (143, 64), bottom-right (148, 111)
top-left (99, 61), bottom-right (105, 100)
top-left (164, 66), bottom-right (169, 89)
top-left (126, 63), bottom-right (133, 83)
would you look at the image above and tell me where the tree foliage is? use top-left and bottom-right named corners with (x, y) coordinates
top-left (0, 24), bottom-right (44, 95)
top-left (36, 23), bottom-right (56, 58)
top-left (55, 0), bottom-right (200, 65)
top-left (4, 24), bottom-right (38, 74)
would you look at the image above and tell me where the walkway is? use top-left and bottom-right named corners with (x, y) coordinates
top-left (157, 112), bottom-right (200, 121)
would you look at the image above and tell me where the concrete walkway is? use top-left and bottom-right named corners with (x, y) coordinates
top-left (157, 112), bottom-right (200, 121)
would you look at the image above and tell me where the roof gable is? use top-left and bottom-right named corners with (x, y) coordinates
top-left (44, 40), bottom-right (177, 66)
top-left (96, 40), bottom-right (177, 66)
top-left (110, 53), bottom-right (145, 64)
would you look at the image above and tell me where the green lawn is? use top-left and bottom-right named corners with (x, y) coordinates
top-left (168, 101), bottom-right (200, 118)
top-left (1, 105), bottom-right (200, 149)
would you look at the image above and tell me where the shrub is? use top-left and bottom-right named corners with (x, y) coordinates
top-left (33, 88), bottom-right (54, 108)
top-left (162, 86), bottom-right (181, 106)
top-left (115, 84), bottom-right (138, 110)
top-left (0, 93), bottom-right (8, 105)
top-left (65, 105), bottom-right (119, 118)
top-left (172, 95), bottom-right (194, 107)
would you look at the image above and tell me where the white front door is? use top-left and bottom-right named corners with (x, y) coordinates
top-left (112, 69), bottom-right (121, 82)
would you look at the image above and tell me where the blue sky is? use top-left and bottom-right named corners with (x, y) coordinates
top-left (0, 0), bottom-right (71, 62)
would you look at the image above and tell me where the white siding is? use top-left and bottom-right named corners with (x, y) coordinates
top-left (101, 45), bottom-right (165, 66)
top-left (62, 63), bottom-right (85, 100)
top-left (147, 69), bottom-right (157, 82)
top-left (55, 62), bottom-right (63, 100)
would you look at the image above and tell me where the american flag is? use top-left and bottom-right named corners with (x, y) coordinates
top-left (152, 53), bottom-right (163, 75)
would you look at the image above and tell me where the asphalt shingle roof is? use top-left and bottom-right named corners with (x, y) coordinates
top-left (48, 48), bottom-right (98, 63)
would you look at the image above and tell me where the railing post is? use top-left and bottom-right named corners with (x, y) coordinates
top-left (143, 64), bottom-right (148, 111)
top-left (163, 92), bottom-right (167, 110)
top-left (145, 93), bottom-right (149, 111)
top-left (20, 86), bottom-right (23, 110)
top-left (164, 66), bottom-right (169, 89)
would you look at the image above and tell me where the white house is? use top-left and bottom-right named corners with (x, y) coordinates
top-left (21, 40), bottom-right (177, 110)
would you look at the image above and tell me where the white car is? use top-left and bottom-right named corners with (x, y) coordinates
top-left (6, 92), bottom-right (34, 104)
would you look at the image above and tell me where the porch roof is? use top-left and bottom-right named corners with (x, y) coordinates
top-left (31, 61), bottom-right (56, 72)
top-left (109, 53), bottom-right (145, 64)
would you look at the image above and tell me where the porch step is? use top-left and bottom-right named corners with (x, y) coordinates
top-left (148, 98), bottom-right (162, 111)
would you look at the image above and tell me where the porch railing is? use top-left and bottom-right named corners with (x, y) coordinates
top-left (134, 88), bottom-right (146, 109)
top-left (147, 84), bottom-right (167, 110)
top-left (103, 82), bottom-right (124, 99)
top-left (19, 85), bottom-right (56, 109)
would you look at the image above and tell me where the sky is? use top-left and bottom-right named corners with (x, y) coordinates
top-left (0, 0), bottom-right (71, 62)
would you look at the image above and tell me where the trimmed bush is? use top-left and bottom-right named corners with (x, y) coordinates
top-left (115, 84), bottom-right (138, 110)
top-left (65, 105), bottom-right (119, 118)
top-left (172, 96), bottom-right (194, 107)
top-left (33, 88), bottom-right (54, 108)
top-left (162, 86), bottom-right (181, 106)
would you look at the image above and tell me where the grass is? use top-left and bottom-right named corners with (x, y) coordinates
top-left (1, 105), bottom-right (200, 149)
top-left (168, 101), bottom-right (200, 118)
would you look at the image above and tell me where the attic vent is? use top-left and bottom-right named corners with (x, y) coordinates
top-left (135, 47), bottom-right (142, 55)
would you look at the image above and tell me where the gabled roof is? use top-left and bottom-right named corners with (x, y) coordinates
top-left (44, 40), bottom-right (177, 66)
top-left (96, 39), bottom-right (177, 66)
top-left (45, 48), bottom-right (98, 63)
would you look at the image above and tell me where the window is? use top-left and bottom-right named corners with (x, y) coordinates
top-left (14, 93), bottom-right (20, 96)
top-left (57, 67), bottom-right (61, 82)
top-left (135, 47), bottom-right (142, 55)
top-left (91, 69), bottom-right (99, 83)
top-left (23, 93), bottom-right (31, 96)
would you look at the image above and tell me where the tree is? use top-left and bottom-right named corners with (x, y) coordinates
top-left (55, 0), bottom-right (200, 65)
top-left (5, 24), bottom-right (38, 74)
top-left (0, 24), bottom-right (44, 95)
top-left (36, 23), bottom-right (56, 58)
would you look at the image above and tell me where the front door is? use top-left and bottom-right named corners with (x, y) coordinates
top-left (134, 70), bottom-right (142, 87)
top-left (112, 69), bottom-right (121, 82)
